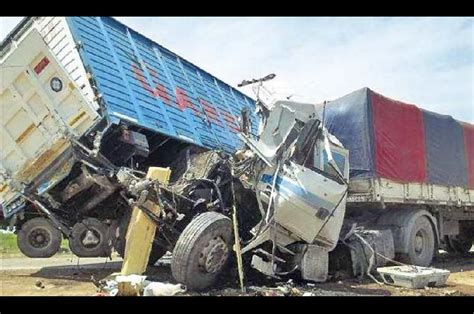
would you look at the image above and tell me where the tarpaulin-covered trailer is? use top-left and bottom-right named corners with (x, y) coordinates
top-left (322, 87), bottom-right (474, 268)
top-left (323, 87), bottom-right (474, 206)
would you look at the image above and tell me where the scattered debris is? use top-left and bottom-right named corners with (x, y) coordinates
top-left (289, 287), bottom-right (302, 296)
top-left (442, 290), bottom-right (459, 296)
top-left (35, 280), bottom-right (45, 289)
top-left (115, 274), bottom-right (147, 296)
top-left (143, 282), bottom-right (186, 296)
top-left (377, 266), bottom-right (450, 289)
top-left (2, 18), bottom-right (473, 297)
top-left (96, 274), bottom-right (186, 297)
top-left (96, 279), bottom-right (119, 296)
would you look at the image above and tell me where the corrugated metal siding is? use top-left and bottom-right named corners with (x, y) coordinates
top-left (66, 16), bottom-right (257, 152)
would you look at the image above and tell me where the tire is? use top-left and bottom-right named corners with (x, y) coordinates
top-left (69, 218), bottom-right (109, 257)
top-left (17, 217), bottom-right (62, 258)
top-left (114, 213), bottom-right (167, 265)
top-left (398, 216), bottom-right (435, 267)
top-left (445, 235), bottom-right (473, 255)
top-left (171, 212), bottom-right (233, 291)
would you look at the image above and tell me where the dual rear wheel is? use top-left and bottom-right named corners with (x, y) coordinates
top-left (17, 217), bottom-right (113, 258)
top-left (399, 216), bottom-right (473, 266)
top-left (69, 218), bottom-right (110, 257)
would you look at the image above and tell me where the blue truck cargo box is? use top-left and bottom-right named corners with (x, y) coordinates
top-left (66, 17), bottom-right (258, 153)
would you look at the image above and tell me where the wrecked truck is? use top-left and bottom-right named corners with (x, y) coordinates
top-left (143, 85), bottom-right (474, 290)
top-left (0, 16), bottom-right (358, 289)
top-left (106, 88), bottom-right (351, 290)
top-left (2, 16), bottom-right (474, 292)
top-left (115, 82), bottom-right (474, 291)
top-left (0, 16), bottom-right (259, 262)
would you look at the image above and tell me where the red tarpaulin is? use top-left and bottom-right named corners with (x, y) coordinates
top-left (462, 123), bottom-right (474, 188)
top-left (371, 92), bottom-right (427, 182)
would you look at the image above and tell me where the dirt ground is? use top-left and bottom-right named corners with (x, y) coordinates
top-left (1, 248), bottom-right (473, 296)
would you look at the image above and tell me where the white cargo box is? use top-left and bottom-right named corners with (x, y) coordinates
top-left (0, 28), bottom-right (99, 205)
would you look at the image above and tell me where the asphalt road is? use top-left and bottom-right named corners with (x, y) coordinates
top-left (0, 250), bottom-right (472, 296)
top-left (0, 256), bottom-right (123, 271)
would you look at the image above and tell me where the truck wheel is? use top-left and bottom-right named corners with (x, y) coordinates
top-left (445, 235), bottom-right (473, 255)
top-left (69, 218), bottom-right (109, 257)
top-left (398, 216), bottom-right (435, 267)
top-left (17, 217), bottom-right (62, 258)
top-left (171, 212), bottom-right (233, 291)
top-left (115, 213), bottom-right (167, 265)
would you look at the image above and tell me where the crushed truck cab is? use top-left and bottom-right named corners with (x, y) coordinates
top-left (113, 94), bottom-right (352, 290)
top-left (235, 99), bottom-right (349, 282)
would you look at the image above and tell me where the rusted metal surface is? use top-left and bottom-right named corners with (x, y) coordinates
top-left (14, 123), bottom-right (36, 144)
top-left (17, 139), bottom-right (69, 183)
top-left (67, 111), bottom-right (87, 128)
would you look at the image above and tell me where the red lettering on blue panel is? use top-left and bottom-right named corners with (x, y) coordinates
top-left (146, 66), bottom-right (172, 106)
top-left (221, 111), bottom-right (240, 132)
top-left (132, 63), bottom-right (155, 96)
top-left (198, 99), bottom-right (223, 126)
top-left (132, 62), bottom-right (172, 106)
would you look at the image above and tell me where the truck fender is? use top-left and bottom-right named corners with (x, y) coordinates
top-left (376, 209), bottom-right (439, 255)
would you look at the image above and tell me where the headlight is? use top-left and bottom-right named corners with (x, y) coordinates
top-left (5, 198), bottom-right (25, 214)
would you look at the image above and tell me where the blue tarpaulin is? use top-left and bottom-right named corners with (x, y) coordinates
top-left (323, 87), bottom-right (375, 179)
top-left (423, 111), bottom-right (468, 186)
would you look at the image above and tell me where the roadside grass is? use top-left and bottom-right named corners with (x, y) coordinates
top-left (0, 233), bottom-right (18, 255)
top-left (0, 232), bottom-right (71, 258)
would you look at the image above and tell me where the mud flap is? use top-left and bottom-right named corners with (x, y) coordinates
top-left (300, 245), bottom-right (329, 282)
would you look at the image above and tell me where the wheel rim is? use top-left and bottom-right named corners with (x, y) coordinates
top-left (28, 227), bottom-right (51, 249)
top-left (80, 228), bottom-right (102, 250)
top-left (198, 236), bottom-right (229, 274)
top-left (415, 230), bottom-right (425, 255)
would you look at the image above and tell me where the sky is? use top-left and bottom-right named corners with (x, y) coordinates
top-left (1, 16), bottom-right (473, 122)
